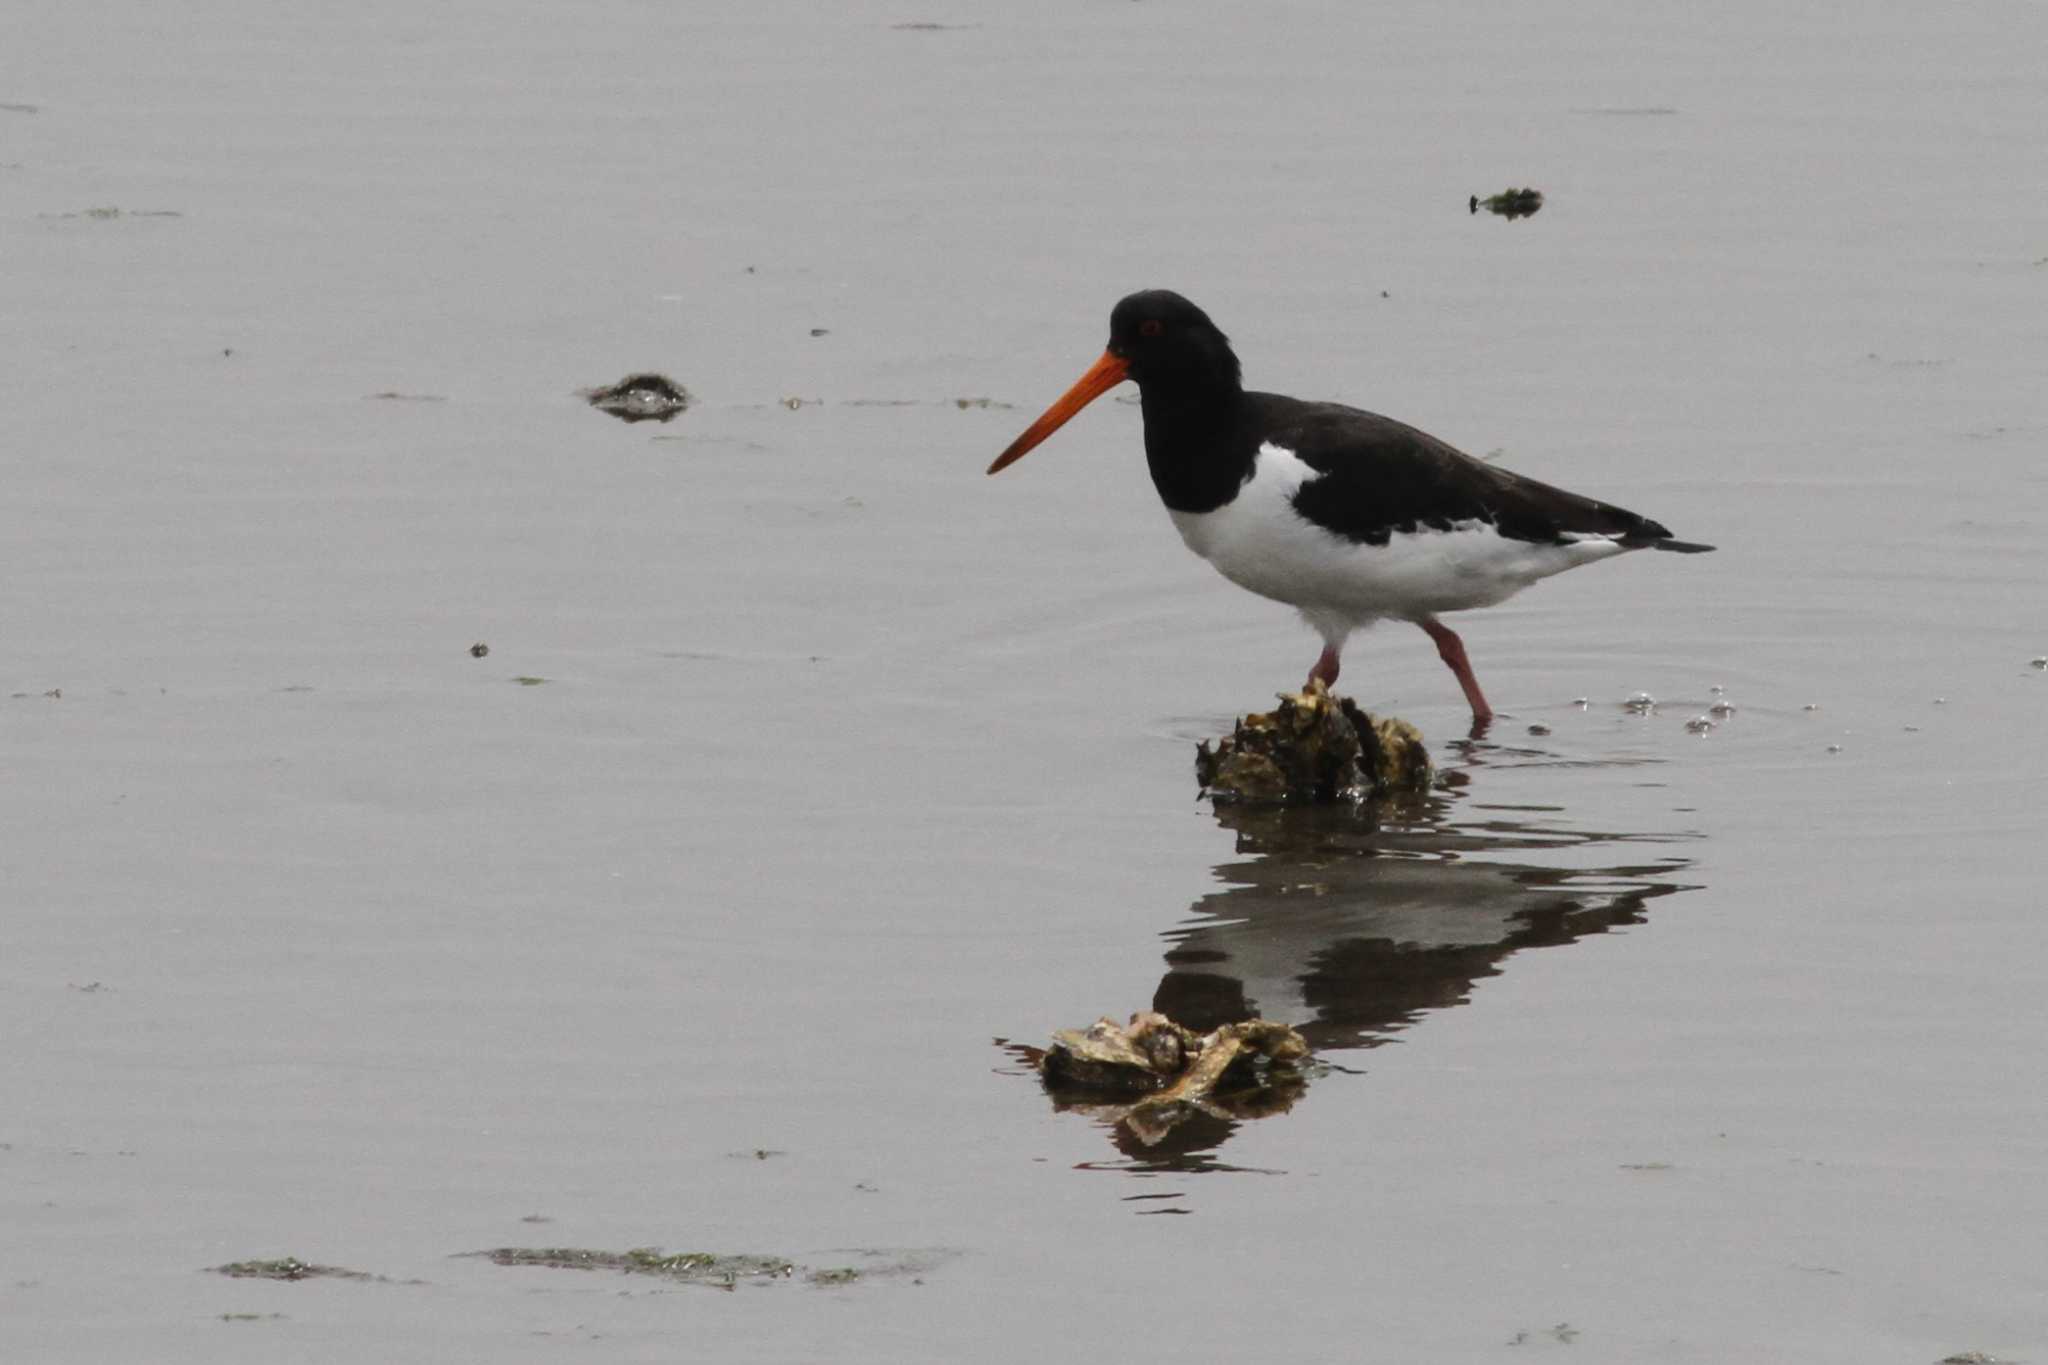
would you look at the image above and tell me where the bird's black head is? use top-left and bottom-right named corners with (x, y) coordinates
top-left (986, 290), bottom-right (1242, 476)
top-left (1106, 290), bottom-right (1242, 395)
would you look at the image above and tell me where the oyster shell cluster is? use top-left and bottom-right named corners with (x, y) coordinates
top-left (1195, 681), bottom-right (1431, 803)
top-left (1034, 1011), bottom-right (1312, 1144)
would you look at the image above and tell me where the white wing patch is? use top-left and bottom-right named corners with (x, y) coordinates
top-left (1166, 441), bottom-right (1628, 626)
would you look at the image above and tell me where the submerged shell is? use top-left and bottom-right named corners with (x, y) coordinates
top-left (580, 372), bottom-right (692, 423)
top-left (1040, 1012), bottom-right (1308, 1100)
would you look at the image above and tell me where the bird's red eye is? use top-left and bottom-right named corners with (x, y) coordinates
top-left (1139, 319), bottom-right (1164, 337)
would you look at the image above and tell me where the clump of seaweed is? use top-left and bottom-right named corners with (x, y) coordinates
top-left (1195, 682), bottom-right (1430, 804)
top-left (579, 373), bottom-right (692, 423)
top-left (467, 1246), bottom-right (794, 1287)
top-left (1470, 187), bottom-right (1544, 220)
top-left (212, 1258), bottom-right (377, 1282)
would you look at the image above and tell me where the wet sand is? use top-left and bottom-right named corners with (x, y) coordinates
top-left (4, 2), bottom-right (2045, 1360)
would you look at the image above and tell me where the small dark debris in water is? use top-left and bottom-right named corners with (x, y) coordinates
top-left (1624, 691), bottom-right (1656, 713)
top-left (1937, 1354), bottom-right (2014, 1365)
top-left (1685, 715), bottom-right (1715, 735)
top-left (213, 1258), bottom-right (377, 1283)
top-left (367, 391), bottom-right (446, 403)
top-left (891, 21), bottom-right (978, 30)
top-left (809, 327), bottom-right (830, 337)
top-left (2031, 656), bottom-right (2047, 670)
top-left (519, 1213), bottom-right (552, 1224)
top-left (1571, 106), bottom-right (1678, 116)
top-left (1619, 1161), bottom-right (1673, 1171)
top-left (1, 102), bottom-right (39, 114)
top-left (782, 396), bottom-right (819, 409)
top-left (1507, 1323), bottom-right (1580, 1346)
top-left (953, 396), bottom-right (1016, 410)
top-left (729, 1147), bottom-right (785, 1160)
top-left (68, 981), bottom-right (105, 993)
top-left (1196, 681), bottom-right (1430, 804)
top-left (1526, 723), bottom-right (1551, 737)
top-left (809, 1267), bottom-right (860, 1285)
top-left (468, 1247), bottom-right (795, 1287)
top-left (1470, 187), bottom-right (1544, 220)
top-left (513, 676), bottom-right (547, 687)
top-left (580, 372), bottom-right (691, 424)
top-left (219, 1313), bottom-right (285, 1322)
top-left (469, 642), bottom-right (489, 658)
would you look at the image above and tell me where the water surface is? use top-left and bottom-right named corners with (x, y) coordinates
top-left (4, 2), bottom-right (2045, 1361)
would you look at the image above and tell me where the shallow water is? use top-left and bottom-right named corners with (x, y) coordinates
top-left (5, 2), bottom-right (2046, 1361)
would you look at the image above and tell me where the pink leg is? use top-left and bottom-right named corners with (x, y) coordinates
top-left (1306, 643), bottom-right (1341, 691)
top-left (1418, 618), bottom-right (1493, 724)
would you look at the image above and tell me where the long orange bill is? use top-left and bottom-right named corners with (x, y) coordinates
top-left (986, 350), bottom-right (1131, 474)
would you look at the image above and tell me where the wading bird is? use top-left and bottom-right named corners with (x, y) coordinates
top-left (988, 290), bottom-right (1712, 727)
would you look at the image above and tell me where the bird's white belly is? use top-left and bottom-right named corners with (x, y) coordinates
top-left (1166, 442), bottom-right (1626, 625)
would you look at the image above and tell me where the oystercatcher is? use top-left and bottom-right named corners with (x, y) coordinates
top-left (988, 290), bottom-right (1712, 726)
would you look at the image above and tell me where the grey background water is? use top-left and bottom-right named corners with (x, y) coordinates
top-left (5, 2), bottom-right (2045, 1360)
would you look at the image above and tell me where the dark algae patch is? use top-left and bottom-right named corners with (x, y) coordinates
top-left (43, 206), bottom-right (184, 220)
top-left (212, 1257), bottom-right (378, 1282)
top-left (1470, 187), bottom-right (1544, 219)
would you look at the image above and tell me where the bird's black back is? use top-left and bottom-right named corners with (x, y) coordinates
top-left (1240, 393), bottom-right (1705, 551)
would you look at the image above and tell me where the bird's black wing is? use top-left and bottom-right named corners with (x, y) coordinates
top-left (1247, 394), bottom-right (1711, 552)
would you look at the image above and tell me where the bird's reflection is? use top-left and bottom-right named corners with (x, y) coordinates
top-left (1046, 774), bottom-right (1697, 1184)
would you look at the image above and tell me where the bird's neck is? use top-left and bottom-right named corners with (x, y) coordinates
top-left (1140, 383), bottom-right (1253, 514)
